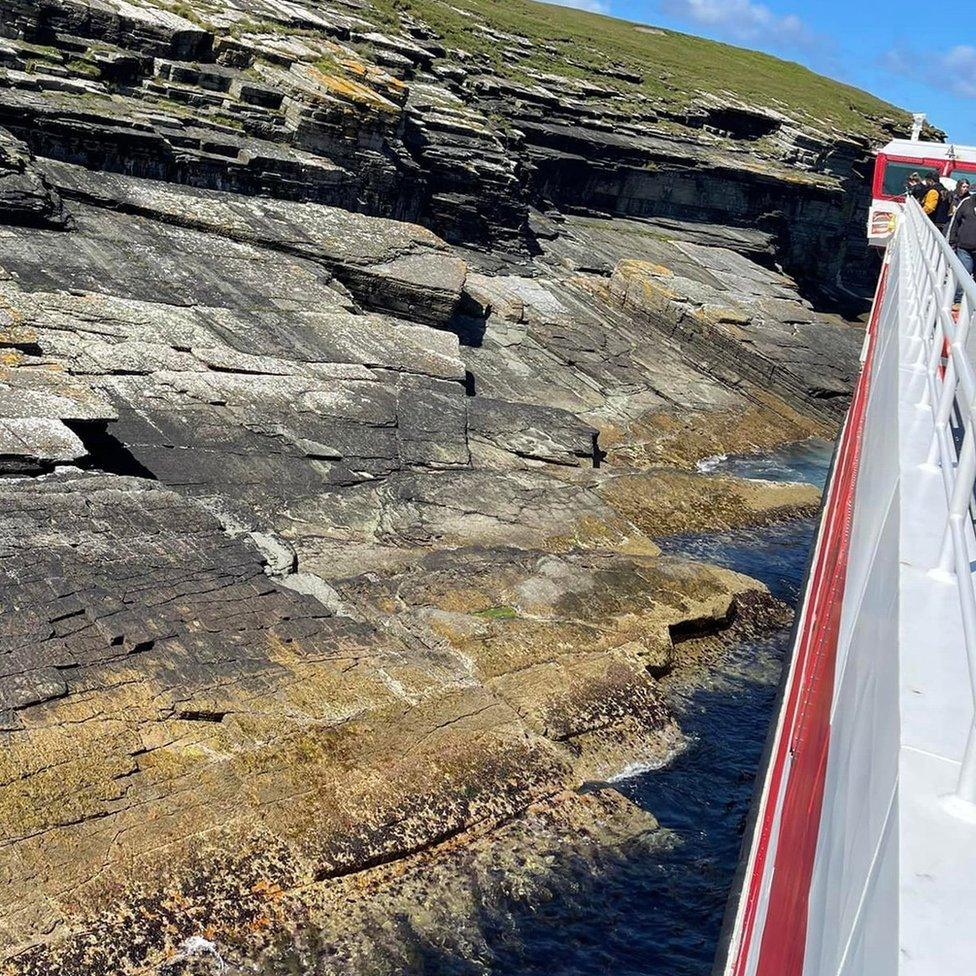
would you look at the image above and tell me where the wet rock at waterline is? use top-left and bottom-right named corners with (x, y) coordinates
top-left (1, 468), bottom-right (784, 974)
top-left (0, 1), bottom-right (892, 970)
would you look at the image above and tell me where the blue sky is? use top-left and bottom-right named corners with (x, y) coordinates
top-left (548, 0), bottom-right (976, 144)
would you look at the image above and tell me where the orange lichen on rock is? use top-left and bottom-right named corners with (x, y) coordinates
top-left (306, 65), bottom-right (402, 114)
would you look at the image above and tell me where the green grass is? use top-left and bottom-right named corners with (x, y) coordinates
top-left (159, 0), bottom-right (210, 27)
top-left (474, 605), bottom-right (519, 620)
top-left (314, 52), bottom-right (344, 75)
top-left (370, 0), bottom-right (906, 137)
top-left (65, 58), bottom-right (101, 78)
top-left (14, 41), bottom-right (63, 59)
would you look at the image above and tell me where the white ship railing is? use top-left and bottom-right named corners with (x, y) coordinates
top-left (901, 196), bottom-right (976, 810)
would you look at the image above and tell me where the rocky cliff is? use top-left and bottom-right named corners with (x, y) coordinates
top-left (0, 0), bottom-right (919, 304)
top-left (0, 2), bottom-right (905, 973)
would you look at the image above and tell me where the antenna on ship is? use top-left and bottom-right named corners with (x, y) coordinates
top-left (911, 112), bottom-right (926, 141)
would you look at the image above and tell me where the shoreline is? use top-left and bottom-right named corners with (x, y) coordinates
top-left (229, 564), bottom-right (799, 976)
top-left (3, 448), bottom-right (820, 976)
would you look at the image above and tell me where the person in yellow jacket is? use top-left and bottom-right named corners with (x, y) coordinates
top-left (921, 173), bottom-right (940, 213)
top-left (921, 172), bottom-right (952, 227)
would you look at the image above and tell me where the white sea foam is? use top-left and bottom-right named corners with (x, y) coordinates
top-left (607, 761), bottom-right (661, 782)
top-left (607, 738), bottom-right (689, 782)
top-left (172, 936), bottom-right (226, 973)
top-left (695, 453), bottom-right (728, 474)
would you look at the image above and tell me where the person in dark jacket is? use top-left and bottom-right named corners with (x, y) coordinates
top-left (907, 172), bottom-right (927, 200)
top-left (922, 172), bottom-right (952, 226)
top-left (946, 180), bottom-right (972, 235)
top-left (948, 193), bottom-right (976, 298)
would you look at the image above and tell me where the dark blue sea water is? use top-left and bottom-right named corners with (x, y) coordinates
top-left (695, 437), bottom-right (834, 490)
top-left (470, 439), bottom-right (833, 976)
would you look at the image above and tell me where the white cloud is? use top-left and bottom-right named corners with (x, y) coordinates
top-left (545, 0), bottom-right (612, 12)
top-left (660, 0), bottom-right (816, 49)
top-left (882, 44), bottom-right (976, 99)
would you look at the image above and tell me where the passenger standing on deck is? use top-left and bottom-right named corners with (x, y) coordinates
top-left (906, 171), bottom-right (927, 200)
top-left (941, 179), bottom-right (970, 235)
top-left (922, 172), bottom-right (952, 227)
top-left (949, 191), bottom-right (976, 295)
top-left (951, 179), bottom-right (970, 212)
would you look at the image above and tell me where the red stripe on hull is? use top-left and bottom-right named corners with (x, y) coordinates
top-left (729, 261), bottom-right (889, 976)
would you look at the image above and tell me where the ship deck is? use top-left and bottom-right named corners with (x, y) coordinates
top-left (897, 334), bottom-right (976, 974)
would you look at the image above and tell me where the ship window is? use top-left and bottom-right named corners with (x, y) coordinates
top-left (948, 168), bottom-right (976, 186)
top-left (882, 160), bottom-right (928, 196)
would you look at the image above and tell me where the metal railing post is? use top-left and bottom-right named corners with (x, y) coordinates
top-left (937, 428), bottom-right (976, 573)
top-left (958, 722), bottom-right (976, 805)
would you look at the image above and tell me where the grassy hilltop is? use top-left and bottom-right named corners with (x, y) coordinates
top-left (361, 0), bottom-right (908, 137)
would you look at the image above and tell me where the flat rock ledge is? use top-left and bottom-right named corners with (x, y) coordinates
top-left (0, 469), bottom-right (779, 976)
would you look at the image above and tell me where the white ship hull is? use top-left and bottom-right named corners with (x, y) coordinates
top-left (717, 199), bottom-right (976, 976)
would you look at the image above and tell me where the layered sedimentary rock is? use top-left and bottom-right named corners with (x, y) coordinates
top-left (0, 0), bottom-right (921, 305)
top-left (0, 2), bottom-right (887, 971)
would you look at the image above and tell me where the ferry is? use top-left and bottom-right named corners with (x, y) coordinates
top-left (716, 120), bottom-right (976, 975)
top-left (868, 116), bottom-right (976, 246)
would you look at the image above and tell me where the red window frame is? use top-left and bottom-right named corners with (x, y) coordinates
top-left (872, 152), bottom-right (951, 202)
